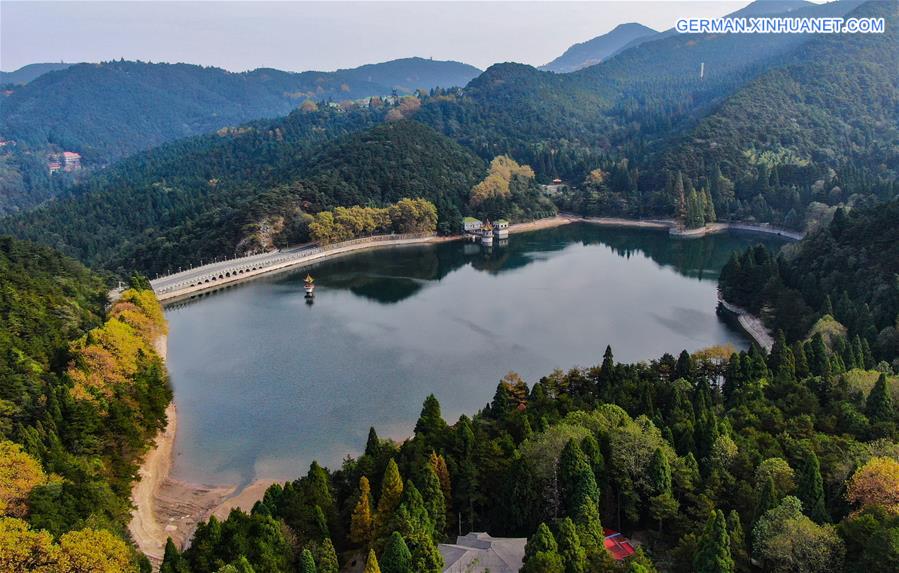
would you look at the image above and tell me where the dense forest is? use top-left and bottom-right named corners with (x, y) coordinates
top-left (0, 119), bottom-right (558, 277)
top-left (0, 58), bottom-right (481, 212)
top-left (719, 200), bottom-right (899, 368)
top-left (156, 334), bottom-right (899, 573)
top-left (0, 237), bottom-right (172, 571)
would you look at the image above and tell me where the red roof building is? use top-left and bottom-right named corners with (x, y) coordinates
top-left (603, 529), bottom-right (636, 560)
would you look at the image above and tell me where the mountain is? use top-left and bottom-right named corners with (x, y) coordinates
top-left (0, 62), bottom-right (73, 85)
top-left (0, 58), bottom-right (480, 213)
top-left (540, 23), bottom-right (658, 73)
top-left (653, 0), bottom-right (897, 227)
top-left (727, 0), bottom-right (814, 18)
top-left (0, 115), bottom-right (493, 275)
top-left (719, 199), bottom-right (899, 363)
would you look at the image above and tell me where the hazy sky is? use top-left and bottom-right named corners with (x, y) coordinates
top-left (2, 1), bottom-right (764, 72)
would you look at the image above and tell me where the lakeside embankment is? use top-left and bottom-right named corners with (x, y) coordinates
top-left (718, 298), bottom-right (775, 350)
top-left (129, 335), bottom-right (275, 566)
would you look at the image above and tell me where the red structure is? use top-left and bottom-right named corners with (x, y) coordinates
top-left (603, 529), bottom-right (636, 560)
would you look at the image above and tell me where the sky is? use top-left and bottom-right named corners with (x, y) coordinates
top-left (2, 1), bottom-right (771, 72)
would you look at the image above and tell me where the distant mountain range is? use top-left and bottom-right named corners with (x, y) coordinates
top-left (0, 62), bottom-right (74, 85)
top-left (540, 0), bottom-right (817, 74)
top-left (540, 23), bottom-right (658, 73)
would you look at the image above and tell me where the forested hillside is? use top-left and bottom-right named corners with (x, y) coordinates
top-left (157, 338), bottom-right (899, 572)
top-left (0, 58), bottom-right (480, 212)
top-left (656, 0), bottom-right (898, 228)
top-left (0, 117), bottom-right (500, 275)
top-left (720, 200), bottom-right (899, 367)
top-left (0, 237), bottom-right (171, 571)
top-left (0, 62), bottom-right (74, 85)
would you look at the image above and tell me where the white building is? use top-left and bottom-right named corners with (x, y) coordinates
top-left (463, 217), bottom-right (483, 232)
top-left (493, 219), bottom-right (510, 239)
top-left (439, 533), bottom-right (526, 573)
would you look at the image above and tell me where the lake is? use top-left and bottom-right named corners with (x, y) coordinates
top-left (164, 224), bottom-right (787, 485)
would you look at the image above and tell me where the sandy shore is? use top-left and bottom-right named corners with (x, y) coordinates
top-left (129, 336), bottom-right (273, 567)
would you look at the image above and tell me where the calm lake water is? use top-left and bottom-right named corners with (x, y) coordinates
top-left (165, 224), bottom-right (787, 485)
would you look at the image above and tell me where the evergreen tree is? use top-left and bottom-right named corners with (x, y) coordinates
top-left (726, 510), bottom-right (749, 572)
top-left (160, 538), bottom-right (190, 573)
top-left (754, 476), bottom-right (778, 522)
top-left (312, 505), bottom-right (329, 540)
top-left (694, 510), bottom-right (734, 573)
top-left (365, 427), bottom-right (381, 457)
top-left (866, 374), bottom-right (895, 423)
top-left (648, 448), bottom-right (678, 532)
top-left (809, 334), bottom-right (831, 378)
top-left (363, 549), bottom-right (381, 573)
top-left (580, 434), bottom-right (605, 487)
top-left (559, 439), bottom-right (600, 515)
top-left (299, 549), bottom-right (317, 573)
top-left (315, 538), bottom-right (339, 573)
top-left (768, 330), bottom-right (795, 380)
top-left (414, 394), bottom-right (447, 444)
top-left (421, 462), bottom-right (447, 536)
top-left (796, 449), bottom-right (827, 522)
top-left (556, 517), bottom-right (586, 573)
top-left (676, 350), bottom-right (694, 380)
top-left (573, 498), bottom-right (603, 554)
top-left (376, 459), bottom-right (404, 531)
top-left (351, 476), bottom-right (374, 545)
top-left (522, 523), bottom-right (565, 573)
top-left (429, 451), bottom-right (452, 521)
top-left (792, 340), bottom-right (810, 380)
top-left (381, 532), bottom-right (413, 573)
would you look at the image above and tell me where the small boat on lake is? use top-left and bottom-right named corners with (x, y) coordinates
top-left (304, 274), bottom-right (315, 295)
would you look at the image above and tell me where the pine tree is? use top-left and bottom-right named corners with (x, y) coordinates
top-left (754, 476), bottom-right (778, 522)
top-left (429, 451), bottom-right (452, 522)
top-left (363, 549), bottom-right (381, 573)
top-left (792, 340), bottom-right (810, 380)
top-left (726, 510), bottom-right (749, 572)
top-left (299, 549), bottom-right (317, 573)
top-left (160, 538), bottom-right (189, 573)
top-left (559, 439), bottom-right (600, 515)
top-left (768, 330), bottom-right (795, 380)
top-left (421, 462), bottom-right (447, 536)
top-left (675, 350), bottom-right (694, 380)
top-left (556, 517), bottom-right (586, 573)
top-left (648, 448), bottom-right (678, 532)
top-left (312, 505), bottom-right (329, 540)
top-left (351, 476), bottom-right (374, 545)
top-left (694, 510), bottom-right (734, 573)
top-left (580, 434), bottom-right (605, 487)
top-left (573, 498), bottom-right (603, 554)
top-left (376, 459), bottom-right (404, 531)
top-left (380, 532), bottom-right (413, 573)
top-left (866, 373), bottom-right (895, 423)
top-left (315, 538), bottom-right (339, 573)
top-left (796, 449), bottom-right (827, 522)
top-left (365, 427), bottom-right (381, 457)
top-left (414, 394), bottom-right (447, 443)
top-left (522, 523), bottom-right (565, 573)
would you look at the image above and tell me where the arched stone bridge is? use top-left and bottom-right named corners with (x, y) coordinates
top-left (149, 233), bottom-right (437, 301)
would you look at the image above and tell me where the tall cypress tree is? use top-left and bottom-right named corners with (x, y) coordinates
top-left (363, 549), bottom-right (382, 573)
top-left (559, 439), bottom-right (600, 515)
top-left (792, 340), bottom-right (810, 380)
top-left (522, 523), bottom-right (564, 573)
top-left (299, 549), bottom-right (317, 573)
top-left (754, 476), bottom-right (778, 522)
top-left (421, 462), bottom-right (447, 536)
top-left (694, 510), bottom-right (734, 573)
top-left (351, 476), bottom-right (374, 545)
top-left (726, 510), bottom-right (749, 572)
top-left (866, 373), bottom-right (895, 423)
top-left (376, 459), bottom-right (404, 532)
top-left (380, 532), bottom-right (413, 573)
top-left (315, 538), bottom-right (339, 573)
top-left (160, 538), bottom-right (189, 573)
top-left (556, 517), bottom-right (586, 573)
top-left (797, 449), bottom-right (827, 522)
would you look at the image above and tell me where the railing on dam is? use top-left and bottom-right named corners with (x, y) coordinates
top-left (150, 232), bottom-right (436, 297)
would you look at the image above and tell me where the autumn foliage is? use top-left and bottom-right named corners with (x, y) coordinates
top-left (846, 457), bottom-right (899, 515)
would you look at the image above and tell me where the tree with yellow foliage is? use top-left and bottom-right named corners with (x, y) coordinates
top-left (57, 528), bottom-right (136, 573)
top-left (0, 441), bottom-right (46, 517)
top-left (363, 548), bottom-right (381, 573)
top-left (846, 456), bottom-right (899, 515)
top-left (351, 476), bottom-right (374, 545)
top-left (375, 459), bottom-right (404, 532)
top-left (0, 517), bottom-right (59, 572)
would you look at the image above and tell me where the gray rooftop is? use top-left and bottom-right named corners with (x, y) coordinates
top-left (439, 532), bottom-right (526, 573)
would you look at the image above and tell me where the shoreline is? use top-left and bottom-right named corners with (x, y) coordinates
top-left (129, 335), bottom-right (274, 567)
top-left (718, 298), bottom-right (775, 350)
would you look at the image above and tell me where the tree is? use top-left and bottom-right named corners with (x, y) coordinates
top-left (752, 497), bottom-right (844, 573)
top-left (376, 460), bottom-right (404, 531)
top-left (380, 532), bottom-right (413, 573)
top-left (754, 476), bottom-right (779, 522)
top-left (421, 463), bottom-right (447, 536)
top-left (315, 538), bottom-right (339, 573)
top-left (363, 549), bottom-right (381, 573)
top-left (414, 395), bottom-right (447, 445)
top-left (556, 517), bottom-right (586, 573)
top-left (0, 441), bottom-right (46, 517)
top-left (161, 537), bottom-right (189, 573)
top-left (522, 523), bottom-right (564, 573)
top-left (0, 517), bottom-right (59, 573)
top-left (428, 452), bottom-right (452, 517)
top-left (694, 510), bottom-right (734, 573)
top-left (867, 374), bottom-right (895, 423)
top-left (846, 457), bottom-right (899, 514)
top-left (299, 548), bottom-right (317, 573)
top-left (726, 510), bottom-right (749, 572)
top-left (648, 448), bottom-right (678, 532)
top-left (559, 440), bottom-right (599, 516)
top-left (351, 476), bottom-right (374, 545)
top-left (796, 450), bottom-right (827, 522)
top-left (58, 528), bottom-right (136, 573)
